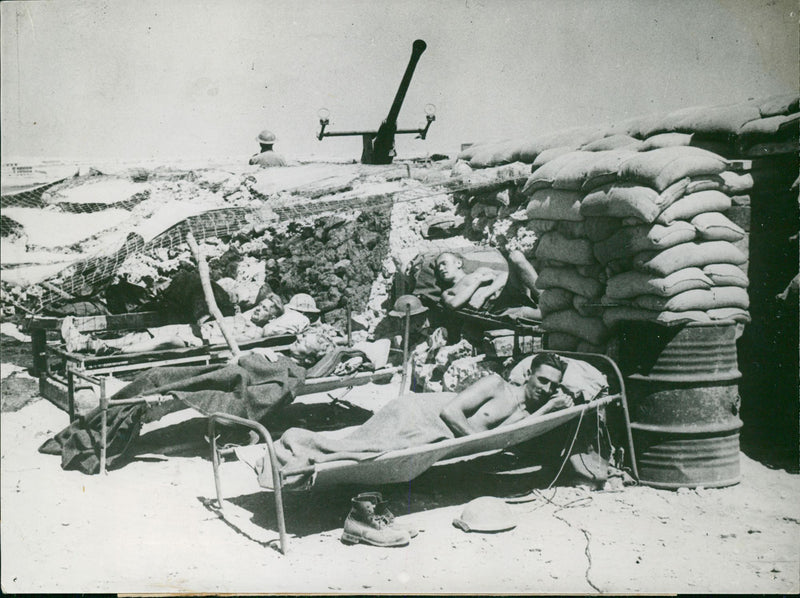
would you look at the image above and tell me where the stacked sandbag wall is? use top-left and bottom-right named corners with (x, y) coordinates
top-left (520, 146), bottom-right (752, 346)
top-left (460, 94), bottom-right (798, 466)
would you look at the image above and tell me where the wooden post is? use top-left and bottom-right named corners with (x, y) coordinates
top-left (185, 232), bottom-right (241, 359)
top-left (398, 305), bottom-right (411, 397)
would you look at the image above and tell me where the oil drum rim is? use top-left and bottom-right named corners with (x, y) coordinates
top-left (621, 319), bottom-right (743, 330)
top-left (631, 421), bottom-right (742, 434)
top-left (637, 476), bottom-right (741, 490)
top-left (625, 372), bottom-right (742, 383)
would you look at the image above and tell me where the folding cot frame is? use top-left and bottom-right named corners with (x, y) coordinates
top-left (26, 308), bottom-right (544, 478)
top-left (208, 351), bottom-right (640, 555)
top-left (27, 309), bottom-right (408, 474)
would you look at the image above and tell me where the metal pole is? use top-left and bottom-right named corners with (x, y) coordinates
top-left (67, 368), bottom-right (75, 422)
top-left (99, 379), bottom-right (108, 476)
top-left (399, 305), bottom-right (411, 397)
top-left (346, 301), bottom-right (352, 347)
top-left (209, 418), bottom-right (224, 512)
top-left (208, 413), bottom-right (289, 554)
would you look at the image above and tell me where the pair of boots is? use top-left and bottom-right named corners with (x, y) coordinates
top-left (341, 492), bottom-right (418, 547)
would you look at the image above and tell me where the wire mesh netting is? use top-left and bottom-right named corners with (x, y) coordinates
top-left (3, 163), bottom-right (524, 315)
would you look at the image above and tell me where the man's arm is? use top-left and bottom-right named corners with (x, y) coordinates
top-left (468, 270), bottom-right (508, 309)
top-left (528, 389), bottom-right (574, 418)
top-left (442, 271), bottom-right (494, 309)
top-left (440, 374), bottom-right (505, 437)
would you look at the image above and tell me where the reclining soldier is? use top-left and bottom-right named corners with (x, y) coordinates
top-left (434, 250), bottom-right (542, 319)
top-left (61, 293), bottom-right (291, 355)
top-left (439, 352), bottom-right (572, 436)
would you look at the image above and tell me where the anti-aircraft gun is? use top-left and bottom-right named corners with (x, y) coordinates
top-left (317, 39), bottom-right (435, 164)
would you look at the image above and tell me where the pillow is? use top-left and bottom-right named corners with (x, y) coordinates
top-left (508, 354), bottom-right (608, 403)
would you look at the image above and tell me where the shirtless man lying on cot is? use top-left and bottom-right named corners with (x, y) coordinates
top-left (60, 293), bottom-right (301, 355)
top-left (435, 250), bottom-right (541, 318)
top-left (440, 352), bottom-right (573, 437)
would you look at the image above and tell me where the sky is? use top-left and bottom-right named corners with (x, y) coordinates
top-left (1, 0), bottom-right (798, 164)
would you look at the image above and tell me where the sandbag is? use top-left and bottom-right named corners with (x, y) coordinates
top-left (737, 113), bottom-right (800, 147)
top-left (512, 127), bottom-right (607, 163)
top-left (581, 135), bottom-right (642, 152)
top-left (468, 140), bottom-right (518, 169)
top-left (633, 240), bottom-right (747, 277)
top-left (539, 288), bottom-right (575, 316)
top-left (527, 219), bottom-right (558, 233)
top-left (703, 263), bottom-right (749, 288)
top-left (578, 150), bottom-right (638, 191)
top-left (575, 263), bottom-right (606, 280)
top-left (633, 286), bottom-right (750, 312)
top-left (603, 306), bottom-right (713, 327)
top-left (706, 307), bottom-right (751, 323)
top-left (691, 212), bottom-right (745, 242)
top-left (545, 331), bottom-right (580, 352)
top-left (639, 132), bottom-right (693, 151)
top-left (532, 146), bottom-right (577, 169)
top-left (526, 188), bottom-right (584, 221)
top-left (559, 150), bottom-right (634, 191)
top-left (573, 294), bottom-right (603, 318)
top-left (657, 190), bottom-right (732, 224)
top-left (754, 93), bottom-right (799, 118)
top-left (556, 220), bottom-right (588, 239)
top-left (523, 151), bottom-right (591, 193)
top-left (536, 267), bottom-right (604, 298)
top-left (535, 259), bottom-right (571, 269)
top-left (584, 217), bottom-right (623, 242)
top-left (670, 103), bottom-right (761, 137)
top-left (617, 147), bottom-right (728, 192)
top-left (605, 267), bottom-right (713, 299)
top-left (692, 171), bottom-right (753, 195)
top-left (535, 231), bottom-right (594, 265)
top-left (604, 257), bottom-right (634, 278)
top-left (543, 309), bottom-right (608, 345)
top-left (593, 221), bottom-right (697, 264)
top-left (581, 183), bottom-right (661, 222)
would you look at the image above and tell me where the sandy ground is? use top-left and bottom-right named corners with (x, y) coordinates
top-left (1, 371), bottom-right (798, 595)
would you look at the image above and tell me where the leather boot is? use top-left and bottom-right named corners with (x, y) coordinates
top-left (341, 496), bottom-right (410, 547)
top-left (354, 492), bottom-right (419, 538)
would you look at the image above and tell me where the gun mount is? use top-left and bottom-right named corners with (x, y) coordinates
top-left (317, 39), bottom-right (435, 165)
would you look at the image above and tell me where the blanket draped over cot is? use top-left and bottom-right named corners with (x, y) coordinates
top-left (39, 353), bottom-right (305, 474)
top-left (257, 393), bottom-right (457, 485)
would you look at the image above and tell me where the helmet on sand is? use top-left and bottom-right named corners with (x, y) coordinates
top-left (257, 129), bottom-right (278, 145)
top-left (452, 497), bottom-right (516, 533)
top-left (286, 293), bottom-right (320, 314)
top-left (389, 295), bottom-right (428, 318)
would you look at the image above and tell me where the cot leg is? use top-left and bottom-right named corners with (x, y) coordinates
top-left (67, 369), bottom-right (76, 422)
top-left (272, 472), bottom-right (289, 555)
top-left (208, 419), bottom-right (224, 511)
top-left (618, 391), bottom-right (639, 481)
top-left (99, 395), bottom-right (108, 475)
top-left (31, 328), bottom-right (48, 376)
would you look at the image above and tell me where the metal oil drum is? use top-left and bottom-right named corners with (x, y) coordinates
top-left (619, 320), bottom-right (744, 489)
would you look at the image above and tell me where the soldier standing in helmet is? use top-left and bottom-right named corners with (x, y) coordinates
top-left (249, 129), bottom-right (287, 167)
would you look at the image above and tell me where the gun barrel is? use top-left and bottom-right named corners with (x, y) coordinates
top-left (385, 39), bottom-right (427, 127)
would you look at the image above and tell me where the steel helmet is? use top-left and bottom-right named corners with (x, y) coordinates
top-left (389, 295), bottom-right (428, 318)
top-left (286, 293), bottom-right (320, 314)
top-left (452, 497), bottom-right (516, 533)
top-left (257, 129), bottom-right (278, 145)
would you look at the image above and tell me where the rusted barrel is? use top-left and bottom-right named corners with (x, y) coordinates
top-left (619, 321), bottom-right (744, 489)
